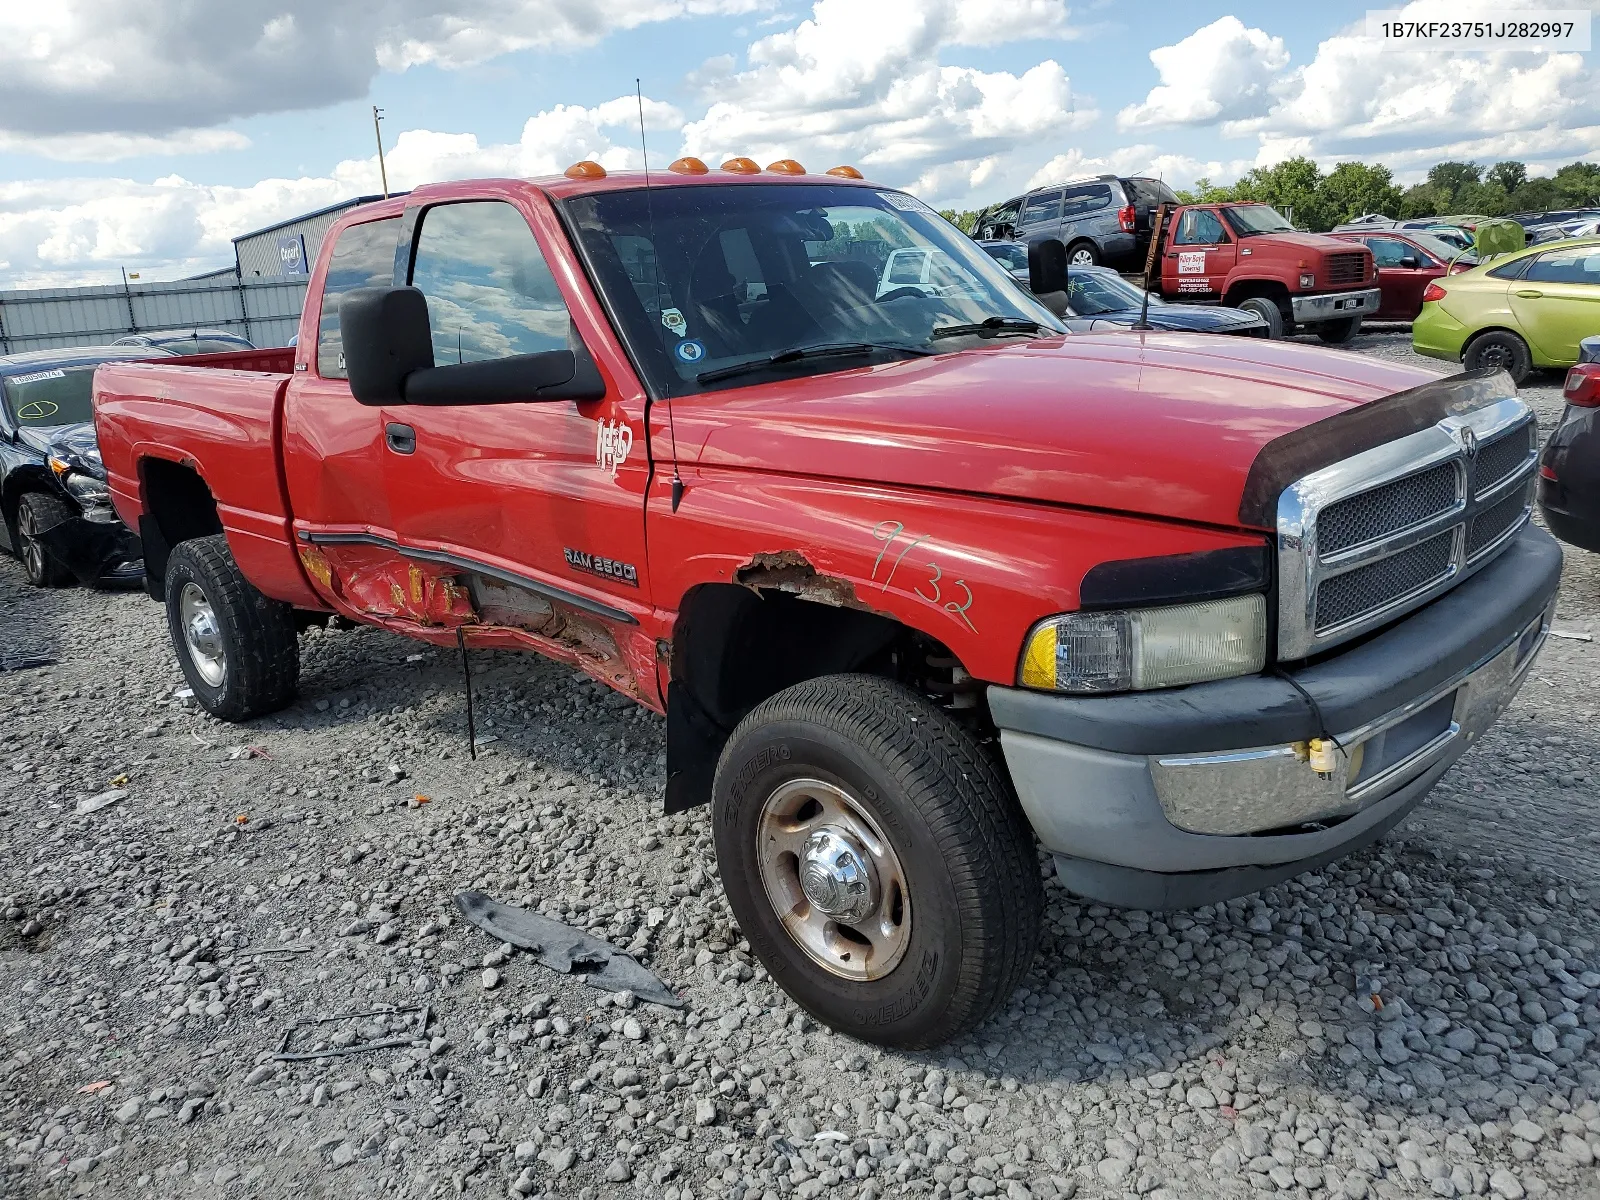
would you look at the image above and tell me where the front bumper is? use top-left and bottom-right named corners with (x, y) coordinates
top-left (35, 516), bottom-right (143, 587)
top-left (989, 526), bottom-right (1561, 909)
top-left (1291, 287), bottom-right (1381, 324)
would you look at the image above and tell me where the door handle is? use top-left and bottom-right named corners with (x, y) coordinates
top-left (1514, 289), bottom-right (1544, 299)
top-left (385, 423), bottom-right (416, 455)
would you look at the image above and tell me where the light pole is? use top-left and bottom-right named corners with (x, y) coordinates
top-left (372, 106), bottom-right (390, 199)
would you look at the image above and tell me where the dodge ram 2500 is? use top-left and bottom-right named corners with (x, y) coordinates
top-left (92, 160), bottom-right (1558, 1048)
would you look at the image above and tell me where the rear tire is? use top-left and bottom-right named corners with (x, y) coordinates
top-left (711, 673), bottom-right (1043, 1049)
top-left (1065, 240), bottom-right (1100, 268)
top-left (164, 534), bottom-right (298, 721)
top-left (1236, 296), bottom-right (1285, 339)
top-left (16, 492), bottom-right (74, 587)
top-left (1464, 330), bottom-right (1532, 384)
top-left (1316, 316), bottom-right (1362, 344)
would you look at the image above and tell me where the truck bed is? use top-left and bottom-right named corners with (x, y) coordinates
top-left (93, 352), bottom-right (314, 606)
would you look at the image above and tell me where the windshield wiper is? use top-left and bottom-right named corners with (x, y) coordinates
top-left (929, 316), bottom-right (1045, 340)
top-left (696, 341), bottom-right (936, 385)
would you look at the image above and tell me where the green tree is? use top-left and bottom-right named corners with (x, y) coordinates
top-left (1399, 183), bottom-right (1446, 220)
top-left (939, 209), bottom-right (980, 233)
top-left (1510, 176), bottom-right (1562, 212)
top-left (1231, 156), bottom-right (1330, 229)
top-left (1426, 161), bottom-right (1482, 207)
top-left (1552, 162), bottom-right (1600, 206)
top-left (1173, 177), bottom-right (1236, 205)
top-left (1486, 161), bottom-right (1527, 194)
top-left (1318, 161), bottom-right (1403, 226)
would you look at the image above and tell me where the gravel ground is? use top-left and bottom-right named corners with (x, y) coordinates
top-left (5, 331), bottom-right (1600, 1200)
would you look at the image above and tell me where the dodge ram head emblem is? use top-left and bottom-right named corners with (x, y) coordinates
top-left (596, 418), bottom-right (633, 478)
top-left (1461, 426), bottom-right (1478, 458)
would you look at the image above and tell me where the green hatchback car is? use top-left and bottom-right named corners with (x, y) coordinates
top-left (1414, 236), bottom-right (1600, 383)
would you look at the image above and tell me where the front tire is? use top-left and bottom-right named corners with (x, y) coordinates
top-left (1236, 296), bottom-right (1285, 338)
top-left (16, 492), bottom-right (74, 587)
top-left (1464, 330), bottom-right (1532, 383)
top-left (712, 674), bottom-right (1043, 1049)
top-left (1316, 315), bottom-right (1362, 344)
top-left (164, 535), bottom-right (299, 721)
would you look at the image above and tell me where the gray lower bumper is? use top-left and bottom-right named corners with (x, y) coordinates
top-left (1291, 287), bottom-right (1380, 323)
top-left (991, 527), bottom-right (1561, 910)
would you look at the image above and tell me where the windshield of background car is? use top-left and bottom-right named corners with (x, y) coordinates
top-left (3, 366), bottom-right (96, 427)
top-left (163, 338), bottom-right (248, 355)
top-left (1410, 233), bottom-right (1475, 265)
top-left (564, 183), bottom-right (1062, 396)
top-left (1223, 205), bottom-right (1295, 236)
top-left (982, 244), bottom-right (1028, 273)
top-left (1066, 271), bottom-right (1145, 315)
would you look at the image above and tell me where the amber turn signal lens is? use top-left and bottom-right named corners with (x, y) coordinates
top-left (668, 157), bottom-right (709, 175)
top-left (721, 157), bottom-right (761, 174)
top-left (563, 160), bottom-right (607, 179)
top-left (825, 165), bottom-right (864, 179)
top-left (765, 159), bottom-right (806, 175)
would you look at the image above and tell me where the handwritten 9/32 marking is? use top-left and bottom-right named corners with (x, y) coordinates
top-left (870, 520), bottom-right (977, 633)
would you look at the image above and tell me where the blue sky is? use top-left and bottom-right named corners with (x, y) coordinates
top-left (0, 0), bottom-right (1595, 285)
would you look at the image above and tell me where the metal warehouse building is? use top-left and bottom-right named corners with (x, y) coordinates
top-left (232, 195), bottom-right (389, 281)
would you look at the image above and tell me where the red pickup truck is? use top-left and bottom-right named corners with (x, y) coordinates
top-left (1149, 202), bottom-right (1382, 341)
top-left (93, 164), bottom-right (1558, 1048)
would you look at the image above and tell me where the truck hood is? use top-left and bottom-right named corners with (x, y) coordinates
top-left (689, 332), bottom-right (1439, 530)
top-left (1244, 229), bottom-right (1355, 256)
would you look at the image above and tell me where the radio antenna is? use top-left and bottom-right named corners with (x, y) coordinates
top-left (1131, 174), bottom-right (1162, 332)
top-left (637, 78), bottom-right (686, 514)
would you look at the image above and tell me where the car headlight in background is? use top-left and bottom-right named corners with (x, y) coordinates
top-left (1019, 594), bottom-right (1268, 693)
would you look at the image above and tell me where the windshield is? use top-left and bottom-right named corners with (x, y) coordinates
top-left (3, 366), bottom-right (96, 428)
top-left (163, 338), bottom-right (247, 355)
top-left (1411, 232), bottom-right (1476, 264)
top-left (564, 183), bottom-right (1062, 395)
top-left (982, 243), bottom-right (1028, 273)
top-left (1222, 205), bottom-right (1296, 237)
top-left (1066, 270), bottom-right (1149, 315)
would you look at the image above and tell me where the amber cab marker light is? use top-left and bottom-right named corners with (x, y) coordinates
top-left (721, 157), bottom-right (761, 174)
top-left (668, 157), bottom-right (709, 175)
top-left (825, 165), bottom-right (864, 179)
top-left (766, 159), bottom-right (806, 175)
top-left (564, 160), bottom-right (607, 179)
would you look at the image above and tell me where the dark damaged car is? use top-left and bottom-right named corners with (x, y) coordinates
top-left (0, 346), bottom-right (154, 587)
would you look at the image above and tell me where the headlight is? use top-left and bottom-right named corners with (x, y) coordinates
top-left (63, 472), bottom-right (110, 502)
top-left (1019, 594), bottom-right (1267, 693)
top-left (1299, 273), bottom-right (1316, 289)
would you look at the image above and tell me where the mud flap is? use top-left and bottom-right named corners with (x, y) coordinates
top-left (664, 680), bottom-right (730, 814)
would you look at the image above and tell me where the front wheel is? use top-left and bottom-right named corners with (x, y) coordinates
top-left (1235, 296), bottom-right (1285, 339)
top-left (16, 492), bottom-right (74, 587)
top-left (1316, 315), bottom-right (1362, 344)
top-left (712, 674), bottom-right (1043, 1049)
top-left (165, 535), bottom-right (299, 721)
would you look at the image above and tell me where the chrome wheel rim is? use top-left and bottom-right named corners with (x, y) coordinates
top-left (1069, 248), bottom-right (1095, 266)
top-left (179, 582), bottom-right (227, 687)
top-left (756, 778), bottom-right (911, 981)
top-left (17, 502), bottom-right (44, 581)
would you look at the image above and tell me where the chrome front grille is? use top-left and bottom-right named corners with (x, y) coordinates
top-left (1277, 395), bottom-right (1536, 659)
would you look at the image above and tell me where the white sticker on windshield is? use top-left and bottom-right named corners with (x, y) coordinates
top-left (8, 369), bottom-right (66, 386)
top-left (661, 307), bottom-right (688, 338)
top-left (878, 192), bottom-right (924, 212)
top-left (1178, 252), bottom-right (1206, 275)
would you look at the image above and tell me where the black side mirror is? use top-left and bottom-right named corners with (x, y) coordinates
top-left (1028, 237), bottom-right (1068, 295)
top-left (340, 286), bottom-right (606, 407)
top-left (340, 286), bottom-right (434, 406)
top-left (1399, 255), bottom-right (1420, 269)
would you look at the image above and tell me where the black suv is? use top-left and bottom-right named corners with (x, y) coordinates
top-left (973, 175), bottom-right (1180, 268)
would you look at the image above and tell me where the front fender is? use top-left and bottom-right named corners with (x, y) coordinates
top-left (647, 470), bottom-right (1266, 686)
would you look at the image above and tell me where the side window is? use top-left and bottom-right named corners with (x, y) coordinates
top-left (317, 216), bottom-right (401, 379)
top-left (1524, 248), bottom-right (1600, 285)
top-left (1018, 191), bottom-right (1062, 228)
top-left (1365, 237), bottom-right (1413, 268)
top-left (1487, 255), bottom-right (1533, 280)
top-left (408, 201), bottom-right (572, 364)
top-left (1173, 210), bottom-right (1225, 245)
top-left (1060, 184), bottom-right (1113, 218)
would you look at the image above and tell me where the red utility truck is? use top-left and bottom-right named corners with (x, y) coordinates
top-left (1148, 201), bottom-right (1382, 342)
top-left (93, 163), bottom-right (1557, 1049)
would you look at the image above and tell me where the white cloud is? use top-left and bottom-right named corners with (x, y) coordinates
top-left (1117, 17), bottom-right (1287, 131)
top-left (0, 0), bottom-right (757, 137)
top-left (1025, 146), bottom-right (1252, 194)
top-left (679, 0), bottom-right (1095, 203)
top-left (0, 129), bottom-right (251, 163)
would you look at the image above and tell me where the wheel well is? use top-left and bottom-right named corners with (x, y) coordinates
top-left (663, 583), bottom-right (984, 813)
top-left (1463, 326), bottom-right (1527, 349)
top-left (1223, 280), bottom-right (1290, 309)
top-left (138, 458), bottom-right (222, 597)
